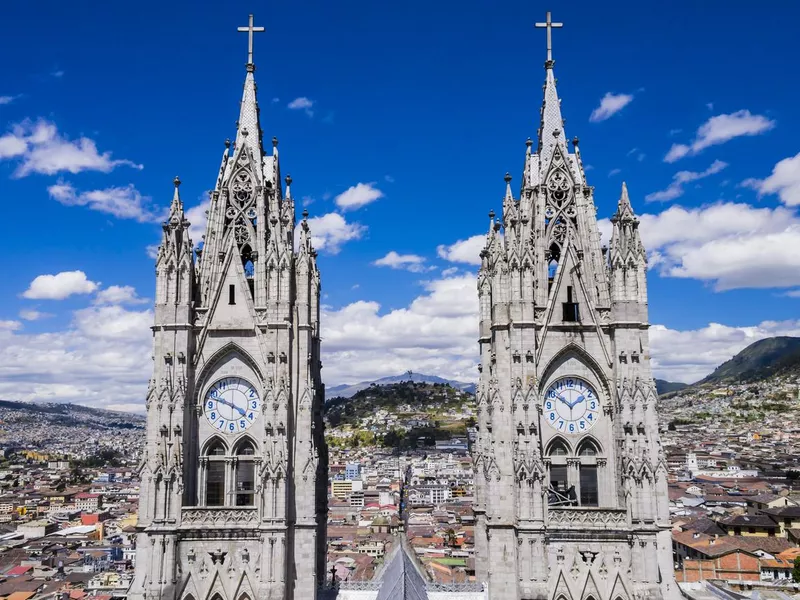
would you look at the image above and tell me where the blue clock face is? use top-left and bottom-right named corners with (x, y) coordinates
top-left (543, 376), bottom-right (600, 434)
top-left (204, 377), bottom-right (260, 435)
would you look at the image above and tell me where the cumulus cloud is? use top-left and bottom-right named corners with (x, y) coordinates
top-left (185, 194), bottom-right (211, 243)
top-left (0, 304), bottom-right (153, 409)
top-left (287, 97), bottom-right (314, 117)
top-left (0, 321), bottom-right (22, 331)
top-left (94, 285), bottom-right (148, 306)
top-left (334, 183), bottom-right (383, 211)
top-left (48, 181), bottom-right (162, 222)
top-left (303, 212), bottom-right (366, 254)
top-left (373, 251), bottom-right (432, 273)
top-left (19, 309), bottom-right (54, 321)
top-left (0, 118), bottom-right (142, 176)
top-left (322, 274), bottom-right (479, 385)
top-left (742, 152), bottom-right (800, 207)
top-left (664, 110), bottom-right (775, 163)
top-left (600, 201), bottom-right (800, 290)
top-left (589, 92), bottom-right (634, 122)
top-left (650, 319), bottom-right (800, 383)
top-left (437, 235), bottom-right (487, 266)
top-left (645, 160), bottom-right (728, 202)
top-left (145, 245), bottom-right (160, 260)
top-left (23, 271), bottom-right (99, 300)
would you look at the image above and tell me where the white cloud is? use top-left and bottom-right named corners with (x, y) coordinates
top-left (645, 160), bottom-right (728, 202)
top-left (742, 152), bottom-right (800, 207)
top-left (0, 95), bottom-right (20, 106)
top-left (19, 309), bottom-right (54, 321)
top-left (0, 304), bottom-right (153, 410)
top-left (650, 319), bottom-right (800, 383)
top-left (145, 245), bottom-right (159, 259)
top-left (322, 274), bottom-right (478, 385)
top-left (287, 97), bottom-right (314, 117)
top-left (589, 92), bottom-right (634, 122)
top-left (48, 181), bottom-right (162, 222)
top-left (185, 194), bottom-right (210, 243)
top-left (437, 235), bottom-right (486, 266)
top-left (94, 285), bottom-right (148, 306)
top-left (373, 251), bottom-right (432, 273)
top-left (608, 168), bottom-right (622, 177)
top-left (0, 119), bottom-right (143, 177)
top-left (303, 212), bottom-right (366, 254)
top-left (603, 201), bottom-right (800, 290)
top-left (664, 110), bottom-right (775, 163)
top-left (0, 321), bottom-right (22, 331)
top-left (334, 183), bottom-right (383, 211)
top-left (23, 270), bottom-right (99, 300)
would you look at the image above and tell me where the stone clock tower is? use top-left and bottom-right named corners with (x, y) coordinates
top-left (473, 13), bottom-right (679, 600)
top-left (129, 15), bottom-right (327, 600)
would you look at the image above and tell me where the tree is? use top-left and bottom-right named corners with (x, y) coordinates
top-left (793, 556), bottom-right (800, 582)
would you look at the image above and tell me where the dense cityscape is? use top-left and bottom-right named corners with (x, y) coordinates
top-left (1, 360), bottom-right (800, 597)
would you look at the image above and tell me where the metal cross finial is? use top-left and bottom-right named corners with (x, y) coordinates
top-left (237, 14), bottom-right (265, 65)
top-left (535, 11), bottom-right (563, 62)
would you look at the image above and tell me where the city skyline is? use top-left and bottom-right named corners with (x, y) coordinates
top-left (2, 1), bottom-right (800, 411)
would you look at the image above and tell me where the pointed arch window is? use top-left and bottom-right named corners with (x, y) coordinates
top-left (235, 440), bottom-right (256, 506)
top-left (577, 439), bottom-right (600, 507)
top-left (205, 440), bottom-right (227, 506)
top-left (547, 436), bottom-right (604, 507)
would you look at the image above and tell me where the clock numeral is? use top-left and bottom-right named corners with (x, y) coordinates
top-left (566, 379), bottom-right (574, 388)
top-left (228, 422), bottom-right (235, 432)
top-left (248, 412), bottom-right (255, 421)
top-left (251, 400), bottom-right (258, 409)
top-left (249, 388), bottom-right (255, 398)
top-left (545, 401), bottom-right (552, 410)
top-left (590, 401), bottom-right (596, 410)
top-left (218, 379), bottom-right (228, 390)
top-left (579, 420), bottom-right (586, 429)
top-left (587, 413), bottom-right (593, 421)
top-left (210, 390), bottom-right (218, 399)
top-left (207, 401), bottom-right (214, 409)
top-left (240, 420), bottom-right (247, 429)
top-left (549, 412), bottom-right (556, 421)
top-left (548, 390), bottom-right (556, 399)
top-left (217, 419), bottom-right (226, 430)
top-left (209, 411), bottom-right (217, 421)
top-left (568, 423), bottom-right (575, 432)
top-left (557, 420), bottom-right (564, 430)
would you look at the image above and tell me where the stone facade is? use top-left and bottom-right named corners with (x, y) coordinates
top-left (473, 41), bottom-right (680, 600)
top-left (128, 52), bottom-right (327, 600)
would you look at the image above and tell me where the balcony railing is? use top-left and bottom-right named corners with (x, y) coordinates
top-left (181, 507), bottom-right (259, 527)
top-left (548, 507), bottom-right (628, 529)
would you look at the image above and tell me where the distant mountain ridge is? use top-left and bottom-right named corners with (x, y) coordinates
top-left (654, 379), bottom-right (689, 395)
top-left (325, 373), bottom-right (476, 400)
top-left (698, 336), bottom-right (800, 385)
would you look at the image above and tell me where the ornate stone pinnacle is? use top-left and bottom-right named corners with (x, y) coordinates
top-left (302, 209), bottom-right (309, 220)
top-left (572, 136), bottom-right (579, 147)
top-left (489, 209), bottom-right (495, 220)
top-left (285, 174), bottom-right (292, 186)
top-left (272, 136), bottom-right (278, 147)
top-left (224, 138), bottom-right (231, 148)
top-left (174, 176), bottom-right (181, 188)
top-left (504, 172), bottom-right (512, 184)
top-left (526, 137), bottom-right (533, 148)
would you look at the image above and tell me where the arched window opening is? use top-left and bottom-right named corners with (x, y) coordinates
top-left (241, 244), bottom-right (255, 298)
top-left (206, 440), bottom-right (226, 456)
top-left (547, 439), bottom-right (569, 457)
top-left (578, 441), bottom-right (599, 456)
top-left (547, 243), bottom-right (561, 292)
top-left (235, 440), bottom-right (256, 506)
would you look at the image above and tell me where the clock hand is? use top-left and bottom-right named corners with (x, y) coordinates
top-left (217, 397), bottom-right (246, 416)
top-left (569, 395), bottom-right (585, 409)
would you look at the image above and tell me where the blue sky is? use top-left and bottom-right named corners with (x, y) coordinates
top-left (1, 0), bottom-right (800, 410)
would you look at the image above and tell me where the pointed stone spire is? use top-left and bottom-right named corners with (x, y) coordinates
top-left (285, 174), bottom-right (293, 200)
top-left (615, 181), bottom-right (636, 221)
top-left (167, 176), bottom-right (183, 222)
top-left (234, 67), bottom-right (264, 160)
top-left (537, 61), bottom-right (567, 166)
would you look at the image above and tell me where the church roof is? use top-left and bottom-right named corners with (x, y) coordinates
top-left (374, 539), bottom-right (429, 600)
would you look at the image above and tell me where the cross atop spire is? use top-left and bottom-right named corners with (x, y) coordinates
top-left (237, 14), bottom-right (265, 66)
top-left (535, 11), bottom-right (563, 63)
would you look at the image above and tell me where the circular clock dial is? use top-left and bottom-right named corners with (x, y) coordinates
top-left (543, 376), bottom-right (600, 434)
top-left (204, 377), bottom-right (260, 435)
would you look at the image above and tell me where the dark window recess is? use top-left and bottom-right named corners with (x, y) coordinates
top-left (235, 462), bottom-right (255, 506)
top-left (228, 284), bottom-right (236, 305)
top-left (562, 286), bottom-right (580, 322)
top-left (206, 462), bottom-right (226, 506)
top-left (580, 465), bottom-right (599, 507)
